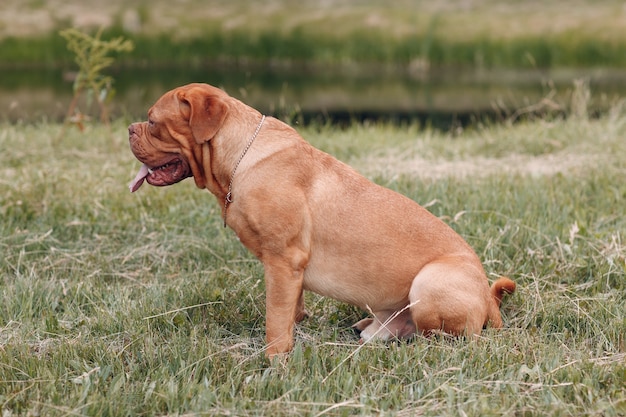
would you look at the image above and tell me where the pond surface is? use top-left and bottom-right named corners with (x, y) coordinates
top-left (1, 64), bottom-right (625, 128)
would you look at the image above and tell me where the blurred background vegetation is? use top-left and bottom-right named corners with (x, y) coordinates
top-left (1, 0), bottom-right (625, 126)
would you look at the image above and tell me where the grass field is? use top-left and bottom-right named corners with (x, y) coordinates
top-left (1, 101), bottom-right (626, 415)
top-left (2, 0), bottom-right (626, 68)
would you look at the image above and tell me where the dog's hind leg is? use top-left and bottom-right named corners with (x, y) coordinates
top-left (408, 259), bottom-right (488, 337)
top-left (353, 309), bottom-right (416, 342)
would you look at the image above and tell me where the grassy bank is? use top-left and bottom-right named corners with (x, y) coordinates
top-left (2, 0), bottom-right (626, 69)
top-left (3, 26), bottom-right (626, 70)
top-left (1, 108), bottom-right (625, 414)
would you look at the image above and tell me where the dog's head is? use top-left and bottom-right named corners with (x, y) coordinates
top-left (128, 83), bottom-right (229, 192)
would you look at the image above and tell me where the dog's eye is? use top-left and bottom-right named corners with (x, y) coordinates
top-left (148, 119), bottom-right (156, 128)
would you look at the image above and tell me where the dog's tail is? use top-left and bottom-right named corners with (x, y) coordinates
top-left (486, 277), bottom-right (516, 329)
top-left (490, 277), bottom-right (516, 308)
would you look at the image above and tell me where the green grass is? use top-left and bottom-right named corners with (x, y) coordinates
top-left (3, 22), bottom-right (626, 70)
top-left (1, 108), bottom-right (625, 415)
top-left (2, 0), bottom-right (626, 69)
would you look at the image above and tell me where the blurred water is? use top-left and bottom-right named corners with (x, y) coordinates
top-left (1, 65), bottom-right (624, 128)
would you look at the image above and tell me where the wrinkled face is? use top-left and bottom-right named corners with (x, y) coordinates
top-left (127, 83), bottom-right (228, 192)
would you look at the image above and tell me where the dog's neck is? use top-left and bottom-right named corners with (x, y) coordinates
top-left (222, 114), bottom-right (266, 227)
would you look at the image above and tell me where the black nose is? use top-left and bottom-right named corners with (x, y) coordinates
top-left (128, 124), bottom-right (136, 136)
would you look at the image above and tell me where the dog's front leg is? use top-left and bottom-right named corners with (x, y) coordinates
top-left (295, 290), bottom-right (309, 323)
top-left (262, 255), bottom-right (307, 358)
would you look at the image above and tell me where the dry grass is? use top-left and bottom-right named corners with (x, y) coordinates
top-left (353, 114), bottom-right (626, 180)
top-left (0, 97), bottom-right (625, 415)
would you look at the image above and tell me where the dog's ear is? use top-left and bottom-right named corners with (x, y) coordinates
top-left (178, 88), bottom-right (228, 144)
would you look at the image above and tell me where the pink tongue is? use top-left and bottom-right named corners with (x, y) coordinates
top-left (129, 164), bottom-right (150, 192)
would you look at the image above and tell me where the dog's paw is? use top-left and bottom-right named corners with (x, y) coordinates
top-left (295, 309), bottom-right (310, 323)
top-left (352, 317), bottom-right (374, 332)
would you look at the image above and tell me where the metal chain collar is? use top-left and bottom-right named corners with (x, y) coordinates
top-left (223, 114), bottom-right (266, 227)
